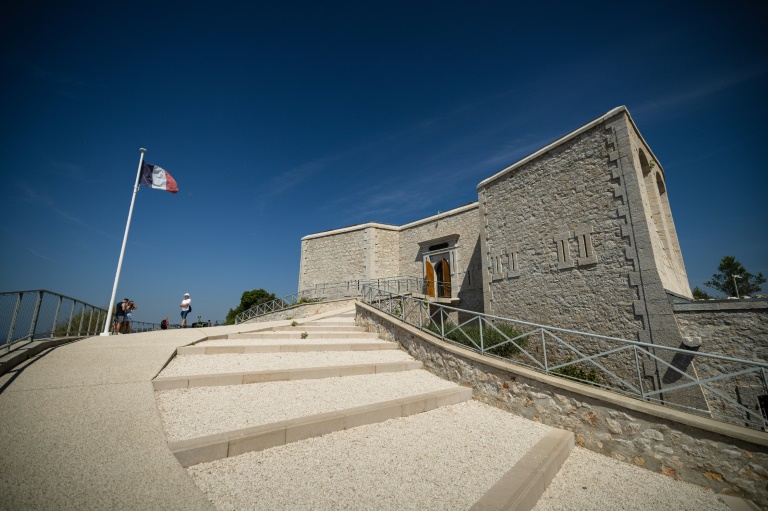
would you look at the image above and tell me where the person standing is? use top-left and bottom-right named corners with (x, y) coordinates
top-left (113, 298), bottom-right (128, 334)
top-left (180, 293), bottom-right (191, 328)
top-left (123, 300), bottom-right (137, 333)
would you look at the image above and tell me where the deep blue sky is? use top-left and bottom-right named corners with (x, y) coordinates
top-left (1, 1), bottom-right (766, 324)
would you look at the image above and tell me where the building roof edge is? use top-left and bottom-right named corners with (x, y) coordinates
top-left (476, 106), bottom-right (628, 190)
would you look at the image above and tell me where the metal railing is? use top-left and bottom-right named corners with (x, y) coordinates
top-left (234, 277), bottom-right (431, 324)
top-left (1, 290), bottom-right (161, 353)
top-left (361, 284), bottom-right (768, 430)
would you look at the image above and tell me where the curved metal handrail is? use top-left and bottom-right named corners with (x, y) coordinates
top-left (360, 284), bottom-right (768, 430)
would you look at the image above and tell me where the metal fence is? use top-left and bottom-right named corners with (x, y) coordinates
top-left (1, 290), bottom-right (160, 353)
top-left (234, 277), bottom-right (429, 324)
top-left (360, 284), bottom-right (768, 431)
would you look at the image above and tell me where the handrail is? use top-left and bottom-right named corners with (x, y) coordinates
top-left (1, 290), bottom-right (161, 353)
top-left (360, 284), bottom-right (768, 430)
top-left (234, 276), bottom-right (435, 324)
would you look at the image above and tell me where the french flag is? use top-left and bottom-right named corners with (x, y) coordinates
top-left (140, 162), bottom-right (178, 194)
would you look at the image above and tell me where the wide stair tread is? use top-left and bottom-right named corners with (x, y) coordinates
top-left (155, 307), bottom-right (578, 510)
top-left (180, 399), bottom-right (572, 511)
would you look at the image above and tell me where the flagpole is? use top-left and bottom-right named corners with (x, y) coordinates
top-left (100, 148), bottom-right (147, 336)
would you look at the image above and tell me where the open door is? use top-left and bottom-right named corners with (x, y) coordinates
top-left (441, 257), bottom-right (451, 297)
top-left (425, 260), bottom-right (435, 297)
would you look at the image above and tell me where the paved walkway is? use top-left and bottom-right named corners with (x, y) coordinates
top-left (0, 320), bottom-right (280, 510)
top-left (0, 306), bottom-right (749, 511)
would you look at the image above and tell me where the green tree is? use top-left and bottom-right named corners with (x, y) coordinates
top-left (704, 256), bottom-right (765, 297)
top-left (691, 286), bottom-right (712, 300)
top-left (225, 288), bottom-right (277, 324)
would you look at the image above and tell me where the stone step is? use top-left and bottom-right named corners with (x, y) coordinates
top-left (177, 341), bottom-right (398, 355)
top-left (470, 429), bottom-right (574, 511)
top-left (153, 360), bottom-right (423, 391)
top-left (298, 321), bottom-right (358, 328)
top-left (169, 386), bottom-right (473, 467)
top-left (229, 332), bottom-right (378, 340)
top-left (271, 325), bottom-right (366, 332)
top-left (181, 400), bottom-right (574, 511)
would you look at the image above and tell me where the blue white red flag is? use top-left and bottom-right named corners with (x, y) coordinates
top-left (140, 163), bottom-right (178, 194)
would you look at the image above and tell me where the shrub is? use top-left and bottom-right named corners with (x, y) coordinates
top-left (301, 331), bottom-right (308, 339)
top-left (425, 321), bottom-right (525, 358)
top-left (552, 360), bottom-right (601, 385)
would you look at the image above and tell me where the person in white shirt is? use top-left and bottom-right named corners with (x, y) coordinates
top-left (180, 293), bottom-right (191, 328)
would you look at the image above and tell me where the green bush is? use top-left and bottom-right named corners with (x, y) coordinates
top-left (425, 321), bottom-right (525, 358)
top-left (552, 360), bottom-right (601, 385)
top-left (296, 296), bottom-right (320, 304)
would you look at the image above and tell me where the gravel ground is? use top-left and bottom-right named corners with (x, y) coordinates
top-left (197, 338), bottom-right (391, 346)
top-left (532, 446), bottom-right (731, 511)
top-left (157, 370), bottom-right (459, 442)
top-left (158, 350), bottom-right (414, 378)
top-left (187, 400), bottom-right (553, 511)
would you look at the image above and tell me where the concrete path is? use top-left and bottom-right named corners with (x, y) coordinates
top-left (0, 305), bottom-right (745, 510)
top-left (0, 318), bottom-right (289, 510)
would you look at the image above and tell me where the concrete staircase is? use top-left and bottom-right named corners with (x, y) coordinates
top-left (153, 308), bottom-right (577, 510)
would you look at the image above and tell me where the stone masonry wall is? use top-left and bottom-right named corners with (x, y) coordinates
top-left (398, 205), bottom-right (484, 313)
top-left (356, 303), bottom-right (768, 507)
top-left (674, 301), bottom-right (768, 427)
top-left (299, 229), bottom-right (367, 290)
top-left (478, 119), bottom-right (639, 339)
top-left (478, 110), bottom-right (704, 409)
top-left (371, 227), bottom-right (400, 278)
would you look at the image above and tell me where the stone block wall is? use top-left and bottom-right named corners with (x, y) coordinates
top-left (369, 227), bottom-right (400, 279)
top-left (298, 204), bottom-right (485, 313)
top-left (674, 300), bottom-right (768, 427)
top-left (299, 228), bottom-right (369, 290)
top-left (356, 303), bottom-right (768, 507)
top-left (398, 204), bottom-right (484, 312)
top-left (478, 111), bottom-right (638, 339)
top-left (477, 108), bottom-right (703, 408)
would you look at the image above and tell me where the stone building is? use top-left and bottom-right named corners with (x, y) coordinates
top-left (301, 106), bottom-right (691, 339)
top-left (299, 106), bottom-right (765, 407)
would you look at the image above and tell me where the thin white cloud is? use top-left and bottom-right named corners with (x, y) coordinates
top-left (635, 64), bottom-right (767, 114)
top-left (27, 247), bottom-right (61, 265)
top-left (17, 182), bottom-right (114, 240)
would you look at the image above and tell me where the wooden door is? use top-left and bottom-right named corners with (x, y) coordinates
top-left (425, 260), bottom-right (435, 297)
top-left (441, 257), bottom-right (451, 297)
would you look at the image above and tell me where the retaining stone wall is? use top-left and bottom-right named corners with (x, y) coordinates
top-left (356, 304), bottom-right (768, 506)
top-left (674, 302), bottom-right (768, 427)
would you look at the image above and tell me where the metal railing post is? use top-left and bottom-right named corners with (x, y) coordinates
top-left (28, 291), bottom-right (44, 341)
top-left (440, 307), bottom-right (444, 339)
top-left (542, 329), bottom-right (548, 373)
top-left (87, 306), bottom-right (96, 335)
top-left (52, 295), bottom-right (63, 338)
top-left (418, 301), bottom-right (423, 330)
top-left (77, 302), bottom-right (85, 335)
top-left (634, 346), bottom-right (646, 400)
top-left (479, 317), bottom-right (484, 355)
top-left (5, 292), bottom-right (23, 350)
top-left (66, 301), bottom-right (75, 336)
